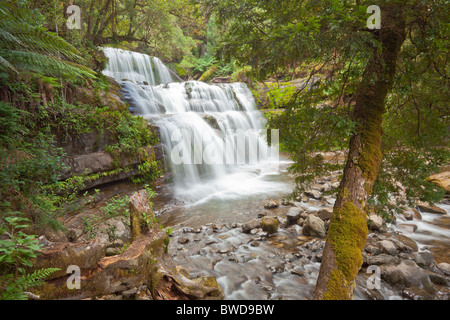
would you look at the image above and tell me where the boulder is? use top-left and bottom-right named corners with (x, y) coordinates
top-left (264, 200), bottom-right (279, 209)
top-left (286, 207), bottom-right (303, 225)
top-left (398, 224), bottom-right (418, 233)
top-left (379, 240), bottom-right (398, 256)
top-left (411, 250), bottom-right (435, 268)
top-left (364, 244), bottom-right (382, 255)
top-left (304, 190), bottom-right (321, 200)
top-left (381, 260), bottom-right (433, 288)
top-left (417, 204), bottom-right (447, 215)
top-left (366, 254), bottom-right (400, 266)
top-left (242, 219), bottom-right (261, 233)
top-left (261, 217), bottom-right (279, 234)
top-left (317, 208), bottom-right (333, 221)
top-left (426, 171), bottom-right (450, 193)
top-left (367, 214), bottom-right (383, 231)
top-left (437, 263), bottom-right (450, 276)
top-left (302, 215), bottom-right (326, 238)
top-left (402, 208), bottom-right (422, 220)
top-left (395, 234), bottom-right (419, 252)
top-left (402, 287), bottom-right (435, 300)
top-left (425, 270), bottom-right (449, 286)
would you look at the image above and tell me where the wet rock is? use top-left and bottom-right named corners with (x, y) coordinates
top-left (242, 219), bottom-right (261, 233)
top-left (178, 237), bottom-right (189, 244)
top-left (257, 212), bottom-right (268, 218)
top-left (368, 214), bottom-right (383, 231)
top-left (304, 190), bottom-right (321, 200)
top-left (211, 223), bottom-right (222, 232)
top-left (380, 240), bottom-right (398, 256)
top-left (365, 244), bottom-right (382, 255)
top-left (381, 260), bottom-right (433, 288)
top-left (291, 266), bottom-right (306, 277)
top-left (286, 207), bottom-right (303, 225)
top-left (315, 253), bottom-right (323, 262)
top-left (402, 287), bottom-right (435, 300)
top-left (155, 266), bottom-right (224, 300)
top-left (395, 234), bottom-right (418, 252)
top-left (398, 224), bottom-right (418, 233)
top-left (305, 239), bottom-right (325, 252)
top-left (402, 210), bottom-right (414, 221)
top-left (367, 254), bottom-right (400, 266)
top-left (102, 294), bottom-right (123, 300)
top-left (417, 204), bottom-right (447, 215)
top-left (261, 217), bottom-right (279, 234)
top-left (183, 227), bottom-right (201, 233)
top-left (302, 215), bottom-right (326, 238)
top-left (411, 208), bottom-right (422, 220)
top-left (122, 287), bottom-right (138, 300)
top-left (317, 208), bottom-right (333, 221)
top-left (437, 263), bottom-right (450, 276)
top-left (425, 270), bottom-right (449, 286)
top-left (411, 250), bottom-right (435, 268)
top-left (264, 200), bottom-right (279, 209)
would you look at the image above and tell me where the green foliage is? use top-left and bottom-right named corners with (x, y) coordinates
top-left (81, 195), bottom-right (130, 240)
top-left (141, 185), bottom-right (158, 228)
top-left (105, 114), bottom-right (158, 155)
top-left (163, 226), bottom-right (173, 254)
top-left (254, 82), bottom-right (297, 109)
top-left (0, 101), bottom-right (65, 229)
top-left (0, 1), bottom-right (95, 80)
top-left (131, 157), bottom-right (161, 185)
top-left (0, 212), bottom-right (60, 300)
top-left (208, 0), bottom-right (448, 211)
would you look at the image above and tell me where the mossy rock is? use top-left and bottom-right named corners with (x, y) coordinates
top-left (261, 216), bottom-right (279, 234)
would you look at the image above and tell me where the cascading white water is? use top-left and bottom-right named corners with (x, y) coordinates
top-left (102, 47), bottom-right (280, 202)
top-left (102, 47), bottom-right (173, 85)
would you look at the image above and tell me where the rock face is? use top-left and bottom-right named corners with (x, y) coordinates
top-left (129, 190), bottom-right (153, 241)
top-left (302, 215), bottom-right (326, 238)
top-left (34, 230), bottom-right (224, 300)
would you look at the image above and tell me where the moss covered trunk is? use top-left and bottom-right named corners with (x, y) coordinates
top-left (313, 5), bottom-right (406, 300)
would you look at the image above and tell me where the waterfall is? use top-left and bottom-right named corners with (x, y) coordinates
top-left (102, 47), bottom-right (278, 202)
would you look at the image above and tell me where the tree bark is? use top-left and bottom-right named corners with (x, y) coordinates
top-left (313, 5), bottom-right (406, 300)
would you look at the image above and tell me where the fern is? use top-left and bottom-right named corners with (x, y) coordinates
top-left (0, 3), bottom-right (95, 79)
top-left (2, 268), bottom-right (60, 300)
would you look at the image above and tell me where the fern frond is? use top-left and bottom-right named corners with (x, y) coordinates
top-left (0, 55), bottom-right (18, 73)
top-left (16, 267), bottom-right (61, 290)
top-left (1, 50), bottom-right (96, 79)
top-left (0, 5), bottom-right (95, 79)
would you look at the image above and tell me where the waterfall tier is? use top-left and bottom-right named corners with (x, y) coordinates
top-left (102, 47), bottom-right (278, 202)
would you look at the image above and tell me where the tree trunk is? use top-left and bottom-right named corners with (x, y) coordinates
top-left (313, 5), bottom-right (406, 300)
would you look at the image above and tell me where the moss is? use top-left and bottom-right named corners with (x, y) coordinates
top-left (322, 269), bottom-right (352, 300)
top-left (323, 201), bottom-right (368, 299)
top-left (261, 217), bottom-right (279, 234)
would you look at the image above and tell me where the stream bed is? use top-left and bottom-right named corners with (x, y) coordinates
top-left (155, 164), bottom-right (450, 300)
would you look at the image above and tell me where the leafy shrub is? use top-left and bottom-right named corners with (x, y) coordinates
top-left (0, 213), bottom-right (60, 300)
